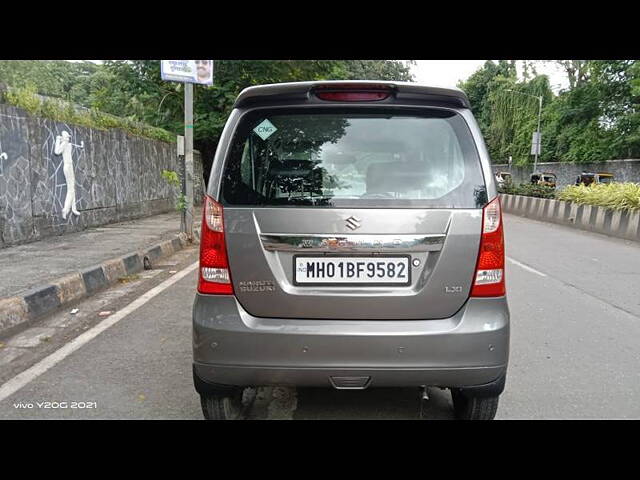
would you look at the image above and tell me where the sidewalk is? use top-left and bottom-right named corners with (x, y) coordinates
top-left (0, 211), bottom-right (201, 335)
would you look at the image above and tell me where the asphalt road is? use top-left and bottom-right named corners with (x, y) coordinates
top-left (1, 213), bottom-right (639, 419)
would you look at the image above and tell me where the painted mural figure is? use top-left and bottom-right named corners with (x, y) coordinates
top-left (54, 130), bottom-right (81, 219)
top-left (0, 139), bottom-right (7, 170)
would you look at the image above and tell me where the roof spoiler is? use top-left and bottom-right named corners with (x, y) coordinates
top-left (233, 81), bottom-right (471, 109)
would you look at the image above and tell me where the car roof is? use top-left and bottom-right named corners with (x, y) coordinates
top-left (233, 80), bottom-right (472, 109)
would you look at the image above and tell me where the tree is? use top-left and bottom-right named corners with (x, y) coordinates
top-left (487, 74), bottom-right (554, 164)
top-left (590, 60), bottom-right (640, 158)
top-left (329, 60), bottom-right (414, 81)
top-left (457, 60), bottom-right (519, 161)
top-left (13, 59), bottom-right (638, 165)
top-left (543, 60), bottom-right (590, 90)
top-left (457, 60), bottom-right (517, 130)
top-left (0, 60), bottom-right (100, 105)
top-left (2, 59), bottom-right (414, 165)
top-left (458, 59), bottom-right (640, 164)
top-left (92, 60), bottom-right (414, 178)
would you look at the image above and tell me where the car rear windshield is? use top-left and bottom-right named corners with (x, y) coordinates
top-left (221, 108), bottom-right (487, 208)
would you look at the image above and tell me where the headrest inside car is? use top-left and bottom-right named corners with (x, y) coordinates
top-left (366, 161), bottom-right (430, 194)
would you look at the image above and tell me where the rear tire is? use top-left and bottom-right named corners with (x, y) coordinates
top-left (451, 389), bottom-right (499, 420)
top-left (200, 390), bottom-right (244, 420)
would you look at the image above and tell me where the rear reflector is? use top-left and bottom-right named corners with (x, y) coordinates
top-left (474, 269), bottom-right (503, 285)
top-left (471, 196), bottom-right (505, 297)
top-left (201, 267), bottom-right (231, 283)
top-left (314, 84), bottom-right (392, 102)
top-left (198, 196), bottom-right (233, 295)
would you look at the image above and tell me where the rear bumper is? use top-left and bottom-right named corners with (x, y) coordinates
top-left (193, 295), bottom-right (509, 389)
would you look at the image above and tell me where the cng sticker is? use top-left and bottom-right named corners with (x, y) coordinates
top-left (253, 119), bottom-right (277, 140)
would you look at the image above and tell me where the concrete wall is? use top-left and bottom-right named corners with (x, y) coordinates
top-left (0, 103), bottom-right (204, 248)
top-left (501, 193), bottom-right (640, 242)
top-left (492, 159), bottom-right (640, 188)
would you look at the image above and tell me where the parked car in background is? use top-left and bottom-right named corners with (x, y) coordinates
top-left (575, 172), bottom-right (614, 186)
top-left (192, 81), bottom-right (510, 420)
top-left (530, 172), bottom-right (557, 188)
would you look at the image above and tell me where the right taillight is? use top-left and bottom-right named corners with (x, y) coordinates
top-left (198, 195), bottom-right (233, 295)
top-left (471, 196), bottom-right (505, 297)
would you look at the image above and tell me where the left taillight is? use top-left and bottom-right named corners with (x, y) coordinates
top-left (198, 195), bottom-right (233, 295)
top-left (470, 196), bottom-right (506, 297)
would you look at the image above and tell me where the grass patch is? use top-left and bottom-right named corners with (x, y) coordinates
top-left (500, 181), bottom-right (640, 213)
top-left (2, 84), bottom-right (175, 144)
top-left (557, 183), bottom-right (640, 212)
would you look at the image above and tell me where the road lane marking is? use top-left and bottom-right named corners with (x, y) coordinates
top-left (0, 261), bottom-right (199, 404)
top-left (507, 257), bottom-right (548, 277)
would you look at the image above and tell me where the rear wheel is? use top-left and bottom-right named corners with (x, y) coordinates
top-left (200, 390), bottom-right (244, 420)
top-left (451, 389), bottom-right (499, 420)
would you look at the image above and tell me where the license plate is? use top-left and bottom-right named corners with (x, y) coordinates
top-left (294, 256), bottom-right (410, 286)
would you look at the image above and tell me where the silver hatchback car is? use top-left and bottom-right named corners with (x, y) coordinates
top-left (192, 81), bottom-right (509, 420)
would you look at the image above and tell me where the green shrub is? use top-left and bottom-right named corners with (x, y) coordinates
top-left (3, 85), bottom-right (175, 144)
top-left (557, 183), bottom-right (640, 212)
top-left (161, 169), bottom-right (186, 212)
top-left (5, 82), bottom-right (41, 114)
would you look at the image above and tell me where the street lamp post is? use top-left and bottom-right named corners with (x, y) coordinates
top-left (505, 89), bottom-right (543, 173)
top-left (534, 94), bottom-right (542, 173)
top-left (184, 83), bottom-right (194, 239)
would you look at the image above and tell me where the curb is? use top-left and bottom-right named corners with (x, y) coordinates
top-left (501, 194), bottom-right (640, 242)
top-left (0, 226), bottom-right (201, 337)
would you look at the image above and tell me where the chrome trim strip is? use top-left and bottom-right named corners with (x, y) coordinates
top-left (259, 234), bottom-right (446, 253)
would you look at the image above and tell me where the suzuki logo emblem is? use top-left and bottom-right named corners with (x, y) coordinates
top-left (345, 216), bottom-right (361, 230)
